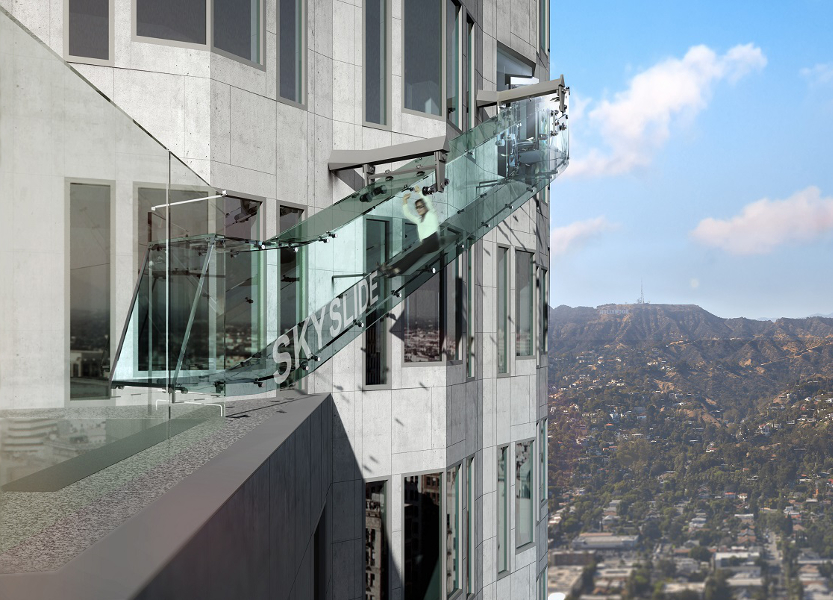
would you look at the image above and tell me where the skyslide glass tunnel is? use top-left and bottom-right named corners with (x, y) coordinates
top-left (110, 87), bottom-right (570, 397)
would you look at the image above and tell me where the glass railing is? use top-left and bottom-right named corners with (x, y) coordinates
top-left (111, 88), bottom-right (569, 396)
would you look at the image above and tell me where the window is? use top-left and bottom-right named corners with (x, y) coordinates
top-left (539, 420), bottom-right (547, 504)
top-left (136, 0), bottom-right (206, 45)
top-left (278, 0), bottom-right (306, 104)
top-left (496, 43), bottom-right (533, 91)
top-left (466, 247), bottom-right (474, 378)
top-left (279, 206), bottom-right (303, 336)
top-left (446, 465), bottom-right (461, 597)
top-left (538, 566), bottom-right (548, 600)
top-left (214, 0), bottom-right (261, 63)
top-left (446, 258), bottom-right (463, 361)
top-left (515, 250), bottom-right (533, 357)
top-left (366, 481), bottom-right (389, 600)
top-left (67, 0), bottom-right (110, 61)
top-left (541, 268), bottom-right (548, 355)
top-left (404, 272), bottom-right (442, 362)
top-left (445, 0), bottom-right (462, 128)
top-left (366, 219), bottom-right (389, 385)
top-left (497, 445), bottom-right (508, 573)
top-left (466, 456), bottom-right (475, 594)
top-left (404, 473), bottom-right (442, 600)
top-left (538, 0), bottom-right (549, 57)
top-left (70, 183), bottom-right (111, 400)
top-left (515, 440), bottom-right (534, 547)
top-left (465, 17), bottom-right (475, 130)
top-left (364, 0), bottom-right (389, 126)
top-left (403, 0), bottom-right (441, 116)
top-left (496, 246), bottom-right (508, 373)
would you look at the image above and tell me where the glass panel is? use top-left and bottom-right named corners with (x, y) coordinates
top-left (279, 0), bottom-right (304, 103)
top-left (541, 268), bottom-right (548, 355)
top-left (70, 183), bottom-right (111, 400)
top-left (515, 250), bottom-right (533, 356)
top-left (365, 0), bottom-right (387, 125)
top-left (404, 272), bottom-right (442, 363)
top-left (445, 0), bottom-right (460, 128)
top-left (497, 247), bottom-right (508, 373)
top-left (136, 0), bottom-right (206, 44)
top-left (446, 465), bottom-right (460, 597)
top-left (466, 18), bottom-right (475, 129)
top-left (466, 247), bottom-right (474, 377)
top-left (404, 0), bottom-right (441, 115)
top-left (366, 219), bottom-right (389, 384)
top-left (404, 473), bottom-right (442, 600)
top-left (214, 0), bottom-right (260, 62)
top-left (497, 446), bottom-right (508, 573)
top-left (68, 0), bottom-right (109, 60)
top-left (446, 258), bottom-right (462, 361)
top-left (466, 456), bottom-right (474, 594)
top-left (515, 440), bottom-right (533, 547)
top-left (539, 420), bottom-right (547, 503)
top-left (496, 43), bottom-right (533, 91)
top-left (539, 0), bottom-right (547, 55)
top-left (366, 481), bottom-right (388, 600)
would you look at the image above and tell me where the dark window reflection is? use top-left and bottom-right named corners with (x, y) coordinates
top-left (515, 440), bottom-right (533, 546)
top-left (70, 183), bottom-right (111, 400)
top-left (136, 0), bottom-right (206, 44)
top-left (365, 481), bottom-right (388, 600)
top-left (497, 247), bottom-right (508, 373)
top-left (404, 0), bottom-right (441, 115)
top-left (279, 0), bottom-right (304, 103)
top-left (366, 219), bottom-right (389, 385)
top-left (213, 0), bottom-right (260, 63)
top-left (364, 0), bottom-right (387, 125)
top-left (515, 250), bottom-right (533, 356)
top-left (68, 0), bottom-right (109, 60)
top-left (404, 273), bottom-right (442, 362)
top-left (404, 473), bottom-right (442, 600)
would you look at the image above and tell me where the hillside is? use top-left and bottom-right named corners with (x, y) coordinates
top-left (547, 303), bottom-right (833, 421)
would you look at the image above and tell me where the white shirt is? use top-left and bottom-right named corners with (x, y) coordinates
top-left (402, 193), bottom-right (439, 240)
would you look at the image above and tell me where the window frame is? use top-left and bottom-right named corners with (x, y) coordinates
top-left (401, 0), bottom-right (445, 121)
top-left (514, 437), bottom-right (536, 551)
top-left (364, 217), bottom-right (393, 388)
top-left (363, 0), bottom-right (392, 129)
top-left (538, 0), bottom-right (549, 59)
top-left (466, 454), bottom-right (475, 596)
top-left (211, 0), bottom-right (266, 69)
top-left (496, 244), bottom-right (510, 376)
top-left (515, 248), bottom-right (535, 359)
top-left (445, 0), bottom-right (464, 131)
top-left (64, 0), bottom-right (115, 65)
top-left (465, 16), bottom-right (476, 130)
top-left (496, 444), bottom-right (510, 576)
top-left (364, 477), bottom-right (391, 600)
top-left (539, 419), bottom-right (548, 506)
top-left (446, 462), bottom-right (463, 599)
top-left (276, 0), bottom-right (308, 107)
top-left (401, 264), bottom-right (447, 367)
top-left (402, 469), bottom-right (446, 599)
top-left (465, 243), bottom-right (475, 379)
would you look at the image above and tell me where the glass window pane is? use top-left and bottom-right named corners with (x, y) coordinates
top-left (496, 43), bottom-right (533, 91)
top-left (446, 466), bottom-right (460, 597)
top-left (516, 440), bottom-right (534, 547)
top-left (466, 247), bottom-right (474, 377)
top-left (136, 0), bottom-right (206, 45)
top-left (404, 272), bottom-right (442, 362)
top-left (366, 481), bottom-right (388, 600)
top-left (365, 0), bottom-right (387, 125)
top-left (279, 0), bottom-right (305, 103)
top-left (70, 183), bottom-right (110, 400)
top-left (214, 0), bottom-right (260, 62)
top-left (541, 268), bottom-right (548, 355)
top-left (404, 0), bottom-right (441, 115)
top-left (540, 420), bottom-right (547, 503)
top-left (68, 0), bottom-right (109, 60)
top-left (516, 250), bottom-right (533, 356)
top-left (539, 0), bottom-right (547, 55)
top-left (445, 0), bottom-right (460, 127)
top-left (279, 206), bottom-right (303, 335)
top-left (366, 219), bottom-right (389, 384)
top-left (404, 473), bottom-right (442, 600)
top-left (466, 18), bottom-right (475, 129)
top-left (497, 446), bottom-right (508, 572)
top-left (466, 456), bottom-right (474, 593)
top-left (497, 247), bottom-right (508, 373)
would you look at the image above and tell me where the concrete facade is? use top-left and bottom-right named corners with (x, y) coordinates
top-left (0, 0), bottom-right (553, 596)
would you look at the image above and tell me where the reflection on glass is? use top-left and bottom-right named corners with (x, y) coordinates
top-left (214, 0), bottom-right (260, 63)
top-left (136, 0), bottom-right (206, 44)
top-left (279, 206), bottom-right (303, 336)
top-left (541, 268), bottom-right (548, 355)
top-left (366, 220), bottom-right (389, 384)
top-left (404, 0), bottom-right (441, 115)
top-left (445, 259), bottom-right (463, 361)
top-left (466, 18), bottom-right (475, 129)
top-left (466, 247), bottom-right (474, 377)
top-left (70, 183), bottom-right (110, 400)
top-left (366, 480), bottom-right (388, 600)
top-left (446, 465), bottom-right (460, 596)
top-left (515, 440), bottom-right (533, 547)
top-left (466, 456), bottom-right (474, 593)
top-left (404, 473), bottom-right (442, 600)
top-left (516, 250), bottom-right (533, 356)
top-left (538, 0), bottom-right (548, 56)
top-left (497, 446), bottom-right (508, 573)
top-left (445, 0), bottom-right (461, 128)
top-left (497, 247), bottom-right (508, 373)
top-left (279, 0), bottom-right (305, 103)
top-left (539, 420), bottom-right (547, 503)
top-left (68, 0), bottom-right (109, 60)
top-left (365, 0), bottom-right (387, 125)
top-left (404, 273), bottom-right (442, 362)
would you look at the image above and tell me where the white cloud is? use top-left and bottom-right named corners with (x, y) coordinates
top-left (551, 216), bottom-right (618, 257)
top-left (690, 186), bottom-right (833, 255)
top-left (800, 63), bottom-right (833, 86)
top-left (568, 44), bottom-right (766, 178)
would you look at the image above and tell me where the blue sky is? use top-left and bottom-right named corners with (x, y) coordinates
top-left (548, 0), bottom-right (833, 318)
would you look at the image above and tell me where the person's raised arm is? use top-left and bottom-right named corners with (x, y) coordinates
top-left (401, 191), bottom-right (418, 223)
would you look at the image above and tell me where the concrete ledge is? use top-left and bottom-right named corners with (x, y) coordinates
top-left (0, 394), bottom-right (332, 600)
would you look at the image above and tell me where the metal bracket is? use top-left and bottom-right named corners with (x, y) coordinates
top-left (329, 136), bottom-right (450, 188)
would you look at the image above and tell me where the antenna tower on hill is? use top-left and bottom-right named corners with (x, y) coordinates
top-left (637, 280), bottom-right (645, 304)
